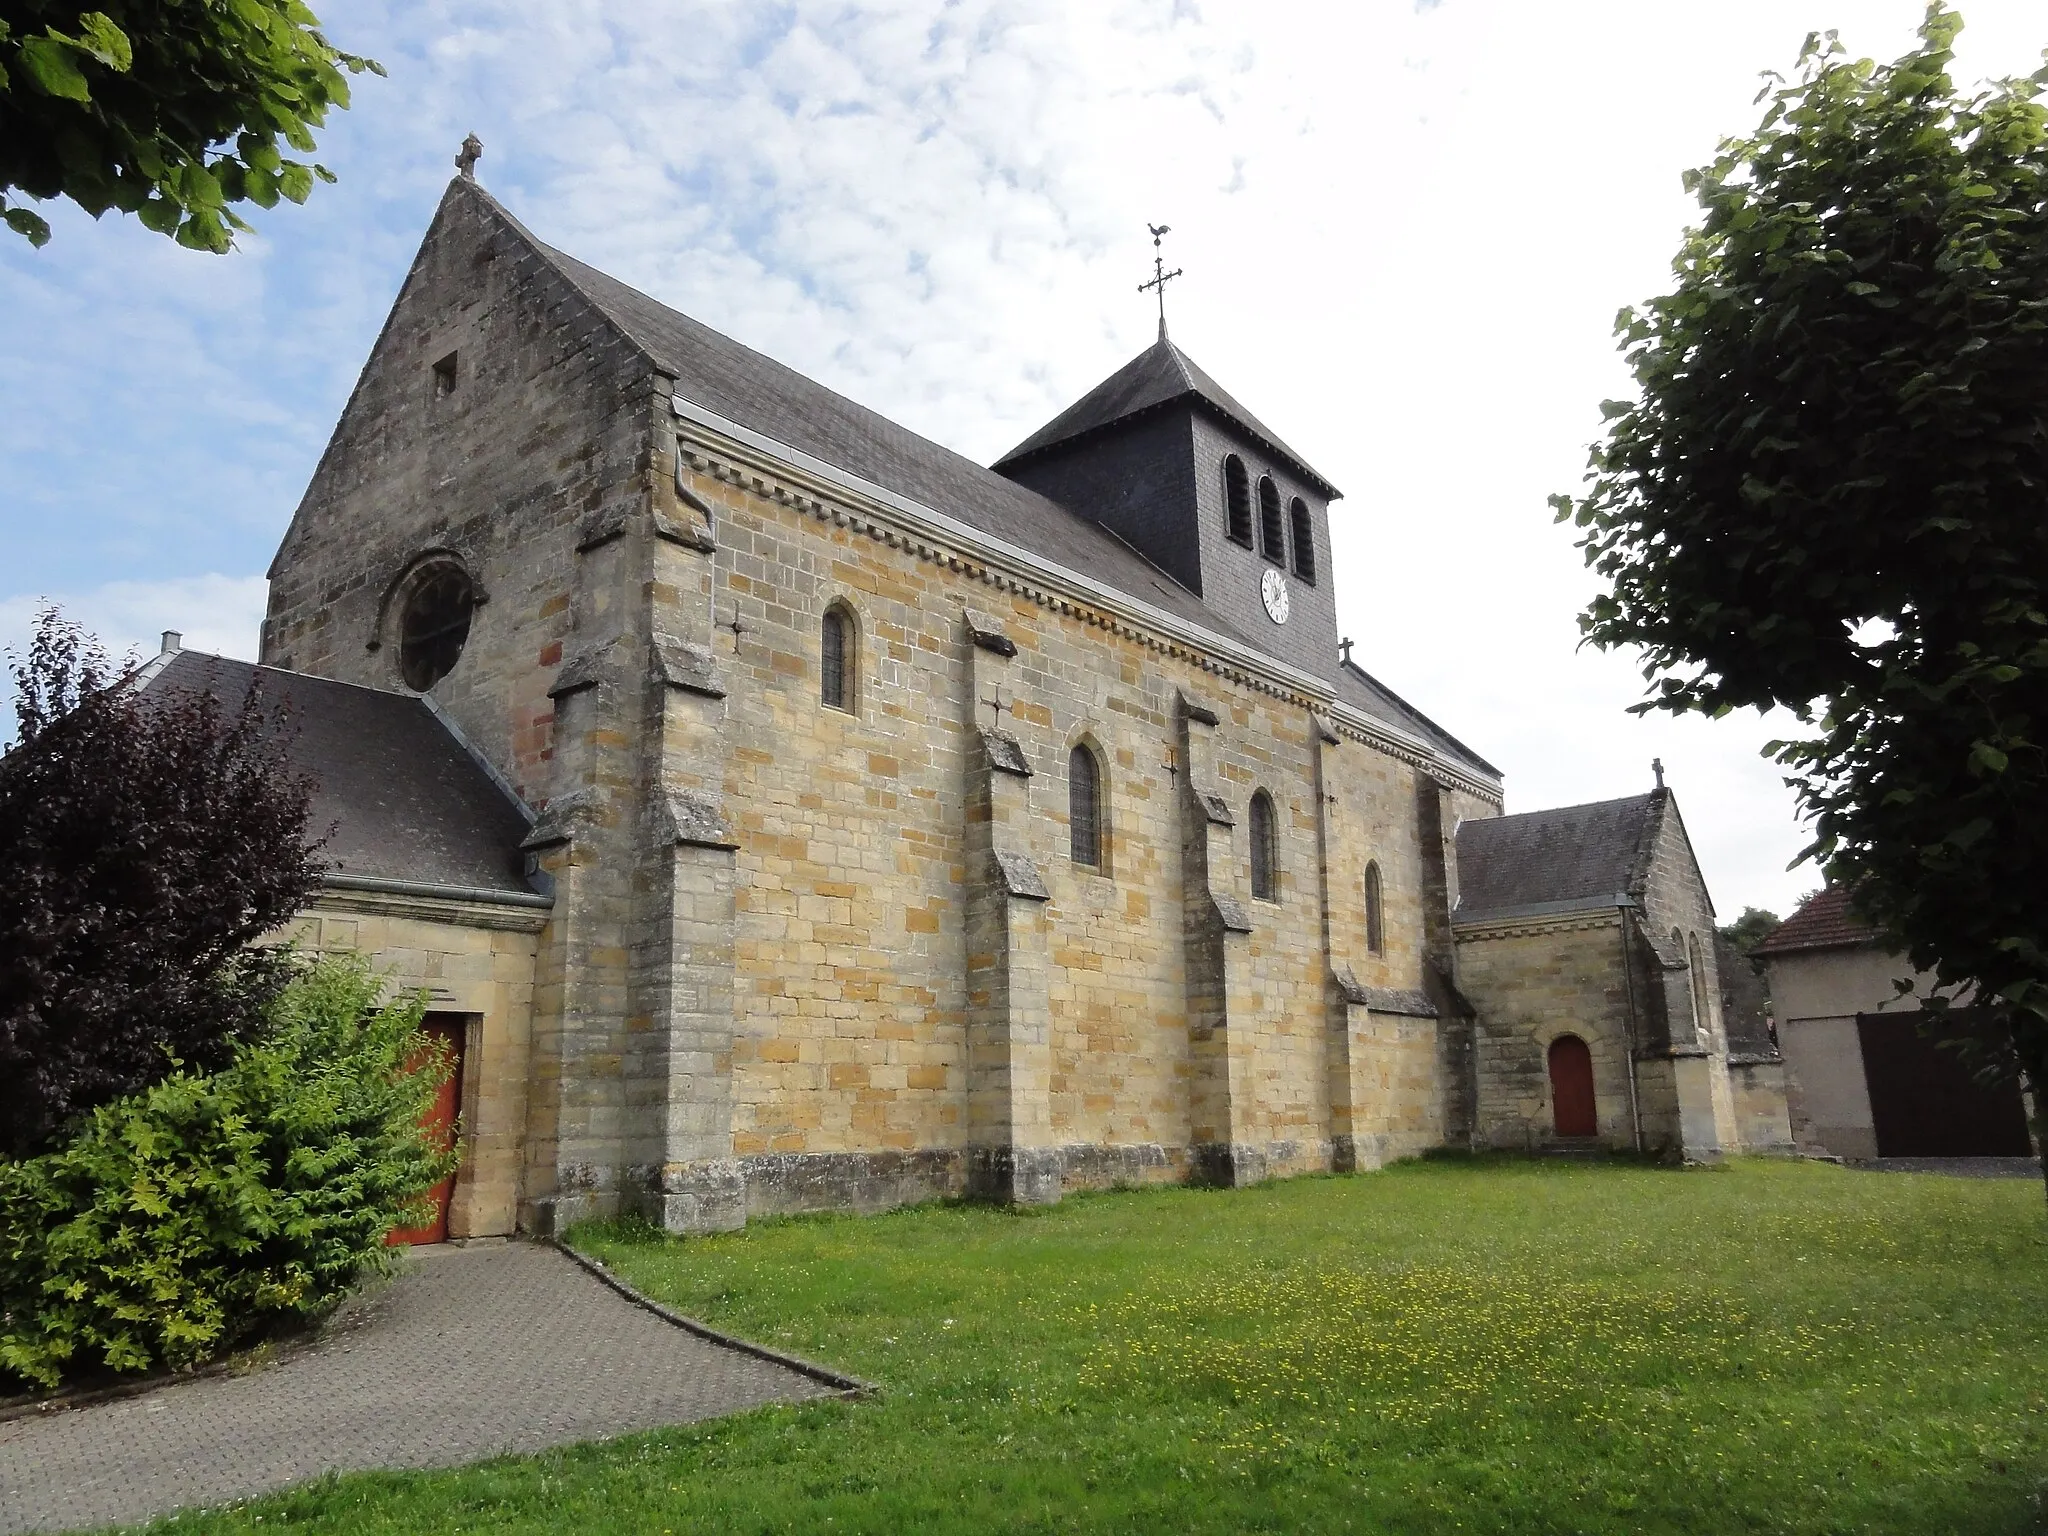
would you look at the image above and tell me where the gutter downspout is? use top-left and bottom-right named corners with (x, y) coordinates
top-left (1617, 903), bottom-right (1645, 1154)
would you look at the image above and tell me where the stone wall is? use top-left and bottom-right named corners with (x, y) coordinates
top-left (288, 888), bottom-right (545, 1237)
top-left (667, 437), bottom-right (1469, 1208)
top-left (260, 176), bottom-right (1510, 1233)
top-left (1451, 911), bottom-right (1645, 1150)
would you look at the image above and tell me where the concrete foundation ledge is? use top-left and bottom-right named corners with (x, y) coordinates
top-left (528, 1137), bottom-right (1384, 1235)
top-left (1189, 1139), bottom-right (1330, 1188)
top-left (741, 1148), bottom-right (969, 1219)
top-left (965, 1146), bottom-right (1064, 1205)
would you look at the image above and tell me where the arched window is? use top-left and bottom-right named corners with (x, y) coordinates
top-left (1257, 476), bottom-right (1285, 564)
top-left (1687, 932), bottom-right (1713, 1041)
top-left (1548, 1035), bottom-right (1598, 1137)
top-left (1069, 744), bottom-right (1102, 868)
top-left (1223, 456), bottom-right (1252, 546)
top-left (1364, 861), bottom-right (1384, 955)
top-left (1289, 498), bottom-right (1316, 584)
top-left (1249, 789), bottom-right (1278, 902)
top-left (398, 561), bottom-right (476, 691)
top-left (821, 604), bottom-right (854, 713)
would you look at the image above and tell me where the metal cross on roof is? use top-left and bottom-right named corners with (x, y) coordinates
top-left (1138, 223), bottom-right (1182, 342)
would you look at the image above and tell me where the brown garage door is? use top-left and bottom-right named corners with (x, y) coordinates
top-left (1856, 1012), bottom-right (2032, 1157)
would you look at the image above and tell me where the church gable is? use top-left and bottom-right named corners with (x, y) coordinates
top-left (260, 176), bottom-right (664, 803)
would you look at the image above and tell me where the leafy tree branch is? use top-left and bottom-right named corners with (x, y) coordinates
top-left (1555, 5), bottom-right (2048, 1186)
top-left (0, 1), bottom-right (381, 250)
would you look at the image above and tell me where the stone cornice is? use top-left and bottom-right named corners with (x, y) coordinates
top-left (1452, 908), bottom-right (1624, 943)
top-left (310, 882), bottom-right (551, 933)
top-left (668, 395), bottom-right (1503, 805)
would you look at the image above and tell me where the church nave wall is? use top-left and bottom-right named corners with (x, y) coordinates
top-left (662, 454), bottom-right (1461, 1212)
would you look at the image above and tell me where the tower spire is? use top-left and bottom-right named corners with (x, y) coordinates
top-left (1138, 223), bottom-right (1182, 342)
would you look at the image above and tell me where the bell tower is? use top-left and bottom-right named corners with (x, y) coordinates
top-left (991, 337), bottom-right (1343, 680)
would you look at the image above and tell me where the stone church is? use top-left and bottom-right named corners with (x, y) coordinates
top-left (158, 170), bottom-right (1790, 1240)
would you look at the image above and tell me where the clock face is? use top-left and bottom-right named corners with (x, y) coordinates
top-left (1260, 567), bottom-right (1291, 625)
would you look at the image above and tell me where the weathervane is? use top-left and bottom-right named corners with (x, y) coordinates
top-left (1138, 223), bottom-right (1182, 342)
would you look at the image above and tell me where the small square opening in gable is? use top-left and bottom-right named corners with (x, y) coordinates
top-left (432, 352), bottom-right (459, 398)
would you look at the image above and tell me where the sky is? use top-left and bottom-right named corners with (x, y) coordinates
top-left (3, 0), bottom-right (2043, 920)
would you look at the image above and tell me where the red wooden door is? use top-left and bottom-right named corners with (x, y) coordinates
top-left (1548, 1035), bottom-right (1598, 1138)
top-left (387, 1016), bottom-right (465, 1246)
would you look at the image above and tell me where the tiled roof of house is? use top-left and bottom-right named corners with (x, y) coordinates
top-left (1453, 791), bottom-right (1663, 918)
top-left (990, 337), bottom-right (1338, 498)
top-left (1752, 886), bottom-right (1875, 956)
top-left (144, 651), bottom-right (536, 899)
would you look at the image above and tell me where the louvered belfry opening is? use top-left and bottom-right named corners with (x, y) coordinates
top-left (1249, 789), bottom-right (1277, 900)
top-left (1289, 497), bottom-right (1316, 583)
top-left (1257, 476), bottom-right (1285, 564)
top-left (1224, 455), bottom-right (1253, 546)
top-left (1069, 744), bottom-right (1101, 867)
top-left (821, 605), bottom-right (852, 711)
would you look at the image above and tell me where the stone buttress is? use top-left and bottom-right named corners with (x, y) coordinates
top-left (960, 608), bottom-right (1060, 1204)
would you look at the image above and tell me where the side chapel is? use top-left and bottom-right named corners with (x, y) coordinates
top-left (158, 170), bottom-right (1791, 1240)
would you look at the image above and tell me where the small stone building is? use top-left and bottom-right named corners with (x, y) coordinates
top-left (151, 172), bottom-right (1790, 1240)
top-left (1451, 790), bottom-right (1793, 1157)
top-left (135, 641), bottom-right (548, 1237)
top-left (1757, 888), bottom-right (2035, 1160)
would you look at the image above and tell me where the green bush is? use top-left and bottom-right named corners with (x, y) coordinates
top-left (0, 955), bottom-right (455, 1391)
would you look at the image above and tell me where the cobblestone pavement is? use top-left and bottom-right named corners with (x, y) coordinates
top-left (1853, 1155), bottom-right (2043, 1179)
top-left (0, 1241), bottom-right (836, 1535)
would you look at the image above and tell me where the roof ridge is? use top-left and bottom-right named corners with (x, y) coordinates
top-left (169, 648), bottom-right (423, 704)
top-left (1625, 789), bottom-right (1666, 898)
top-left (1481, 789), bottom-right (1658, 825)
top-left (1339, 656), bottom-right (1501, 779)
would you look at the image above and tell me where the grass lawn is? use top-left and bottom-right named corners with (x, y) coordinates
top-left (144, 1157), bottom-right (2046, 1534)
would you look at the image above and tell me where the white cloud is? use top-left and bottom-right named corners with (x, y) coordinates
top-left (0, 575), bottom-right (266, 668)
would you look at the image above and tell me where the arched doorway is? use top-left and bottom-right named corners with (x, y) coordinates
top-left (1548, 1035), bottom-right (1598, 1138)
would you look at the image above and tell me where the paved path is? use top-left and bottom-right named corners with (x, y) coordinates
top-left (1853, 1155), bottom-right (2043, 1179)
top-left (0, 1241), bottom-right (836, 1535)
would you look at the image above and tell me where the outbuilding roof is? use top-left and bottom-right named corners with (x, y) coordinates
top-left (990, 337), bottom-right (1339, 499)
top-left (1454, 791), bottom-right (1664, 920)
top-left (142, 651), bottom-right (537, 900)
top-left (1752, 886), bottom-right (1875, 956)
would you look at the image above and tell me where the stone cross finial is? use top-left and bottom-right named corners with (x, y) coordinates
top-left (456, 133), bottom-right (483, 179)
top-left (1652, 756), bottom-right (1665, 790)
top-left (1338, 636), bottom-right (1354, 666)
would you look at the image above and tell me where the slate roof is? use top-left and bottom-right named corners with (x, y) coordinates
top-left (990, 337), bottom-right (1340, 499)
top-left (457, 182), bottom-right (1495, 786)
top-left (1752, 886), bottom-right (1875, 956)
top-left (1336, 658), bottom-right (1500, 779)
top-left (511, 208), bottom-right (1253, 651)
top-left (143, 651), bottom-right (537, 899)
top-left (1454, 791), bottom-right (1663, 919)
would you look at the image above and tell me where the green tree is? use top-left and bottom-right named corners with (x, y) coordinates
top-left (1719, 907), bottom-right (1785, 966)
top-left (1555, 6), bottom-right (2048, 1187)
top-left (0, 1), bottom-right (380, 251)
